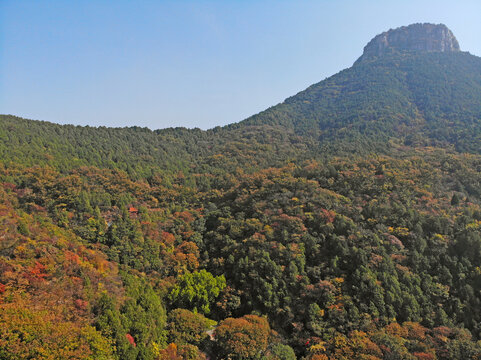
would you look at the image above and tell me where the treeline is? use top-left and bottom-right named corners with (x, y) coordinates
top-left (0, 115), bottom-right (312, 179)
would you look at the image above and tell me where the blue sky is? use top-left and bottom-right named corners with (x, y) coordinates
top-left (1, 0), bottom-right (480, 130)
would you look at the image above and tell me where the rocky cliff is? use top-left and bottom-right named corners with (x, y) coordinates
top-left (356, 23), bottom-right (460, 63)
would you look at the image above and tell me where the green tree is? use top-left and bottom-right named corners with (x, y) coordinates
top-left (169, 270), bottom-right (226, 315)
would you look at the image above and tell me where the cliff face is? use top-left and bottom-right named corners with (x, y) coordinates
top-left (357, 23), bottom-right (460, 63)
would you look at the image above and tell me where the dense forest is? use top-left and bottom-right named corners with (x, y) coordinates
top-left (2, 24), bottom-right (481, 359)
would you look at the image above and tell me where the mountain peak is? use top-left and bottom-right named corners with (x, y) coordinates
top-left (357, 23), bottom-right (460, 63)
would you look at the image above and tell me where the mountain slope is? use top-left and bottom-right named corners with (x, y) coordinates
top-left (241, 50), bottom-right (481, 153)
top-left (3, 23), bottom-right (481, 359)
top-left (2, 25), bottom-right (481, 172)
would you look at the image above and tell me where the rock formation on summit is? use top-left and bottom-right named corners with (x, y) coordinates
top-left (356, 23), bottom-right (460, 63)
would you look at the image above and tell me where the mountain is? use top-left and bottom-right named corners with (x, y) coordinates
top-left (240, 23), bottom-right (481, 153)
top-left (2, 24), bottom-right (481, 359)
top-left (2, 24), bottom-right (481, 171)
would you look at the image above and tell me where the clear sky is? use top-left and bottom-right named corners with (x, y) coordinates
top-left (1, 0), bottom-right (480, 130)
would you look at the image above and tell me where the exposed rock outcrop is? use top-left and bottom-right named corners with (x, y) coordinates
top-left (356, 23), bottom-right (460, 63)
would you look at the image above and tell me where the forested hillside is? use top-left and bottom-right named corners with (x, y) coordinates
top-left (1, 23), bottom-right (481, 359)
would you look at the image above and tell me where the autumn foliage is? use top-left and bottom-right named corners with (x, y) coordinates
top-left (3, 117), bottom-right (481, 359)
top-left (214, 315), bottom-right (271, 359)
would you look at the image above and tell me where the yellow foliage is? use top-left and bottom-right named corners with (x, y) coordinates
top-left (388, 227), bottom-right (410, 237)
top-left (309, 342), bottom-right (327, 354)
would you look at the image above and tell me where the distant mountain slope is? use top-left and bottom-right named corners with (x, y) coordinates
top-left (0, 114), bottom-right (313, 178)
top-left (241, 49), bottom-right (481, 154)
top-left (1, 23), bottom-right (481, 172)
top-left (0, 115), bottom-right (197, 175)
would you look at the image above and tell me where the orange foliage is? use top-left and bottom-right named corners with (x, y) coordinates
top-left (64, 250), bottom-right (81, 266)
top-left (74, 298), bottom-right (88, 311)
top-left (385, 322), bottom-right (408, 337)
top-left (404, 322), bottom-right (427, 341)
top-left (26, 261), bottom-right (49, 282)
top-left (310, 355), bottom-right (329, 360)
top-left (413, 352), bottom-right (435, 360)
top-left (157, 343), bottom-right (182, 360)
top-left (321, 208), bottom-right (336, 224)
top-left (157, 343), bottom-right (206, 360)
top-left (215, 315), bottom-right (271, 359)
top-left (162, 231), bottom-right (176, 247)
top-left (174, 211), bottom-right (194, 223)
